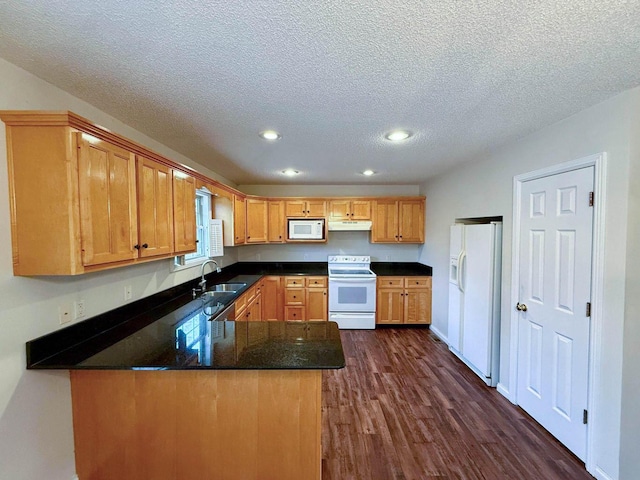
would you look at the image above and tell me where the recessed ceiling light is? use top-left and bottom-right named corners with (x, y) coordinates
top-left (259, 130), bottom-right (281, 140)
top-left (281, 169), bottom-right (299, 176)
top-left (362, 169), bottom-right (375, 176)
top-left (384, 130), bottom-right (412, 141)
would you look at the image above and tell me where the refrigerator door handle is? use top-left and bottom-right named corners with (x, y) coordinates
top-left (458, 250), bottom-right (466, 293)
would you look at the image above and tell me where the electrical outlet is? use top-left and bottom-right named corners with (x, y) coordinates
top-left (124, 285), bottom-right (132, 301)
top-left (59, 304), bottom-right (72, 325)
top-left (74, 300), bottom-right (85, 319)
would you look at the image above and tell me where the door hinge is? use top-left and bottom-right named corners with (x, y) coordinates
top-left (583, 409), bottom-right (588, 424)
top-left (589, 191), bottom-right (594, 207)
top-left (586, 302), bottom-right (591, 317)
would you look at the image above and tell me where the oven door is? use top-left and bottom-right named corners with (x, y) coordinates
top-left (328, 276), bottom-right (376, 312)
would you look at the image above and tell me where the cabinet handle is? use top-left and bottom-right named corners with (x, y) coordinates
top-left (142, 243), bottom-right (148, 249)
top-left (134, 244), bottom-right (140, 250)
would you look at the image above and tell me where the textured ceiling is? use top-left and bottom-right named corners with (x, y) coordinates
top-left (0, 1), bottom-right (639, 185)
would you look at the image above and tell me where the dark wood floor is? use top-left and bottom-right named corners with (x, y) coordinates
top-left (321, 328), bottom-right (593, 480)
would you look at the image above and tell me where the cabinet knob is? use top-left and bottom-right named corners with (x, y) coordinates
top-left (142, 243), bottom-right (148, 249)
top-left (134, 244), bottom-right (140, 250)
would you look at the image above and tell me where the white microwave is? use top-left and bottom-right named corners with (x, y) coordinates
top-left (288, 219), bottom-right (325, 240)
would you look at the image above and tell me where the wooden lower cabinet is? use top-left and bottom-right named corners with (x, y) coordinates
top-left (70, 369), bottom-right (322, 480)
top-left (284, 276), bottom-right (328, 321)
top-left (261, 276), bottom-right (283, 321)
top-left (376, 276), bottom-right (432, 325)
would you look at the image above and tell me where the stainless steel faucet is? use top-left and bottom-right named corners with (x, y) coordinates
top-left (192, 259), bottom-right (221, 298)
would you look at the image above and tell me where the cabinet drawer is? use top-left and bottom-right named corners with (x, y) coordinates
top-left (285, 288), bottom-right (305, 305)
top-left (306, 276), bottom-right (327, 288)
top-left (284, 276), bottom-right (306, 287)
top-left (404, 277), bottom-right (431, 288)
top-left (378, 277), bottom-right (404, 288)
top-left (285, 306), bottom-right (306, 321)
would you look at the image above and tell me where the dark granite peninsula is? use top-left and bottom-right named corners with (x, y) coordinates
top-left (26, 263), bottom-right (348, 480)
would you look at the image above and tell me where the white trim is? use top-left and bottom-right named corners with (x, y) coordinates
top-left (510, 153), bottom-right (607, 477)
top-left (429, 325), bottom-right (448, 344)
top-left (593, 466), bottom-right (615, 480)
top-left (496, 382), bottom-right (513, 402)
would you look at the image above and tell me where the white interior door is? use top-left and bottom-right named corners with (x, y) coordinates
top-left (516, 166), bottom-right (594, 461)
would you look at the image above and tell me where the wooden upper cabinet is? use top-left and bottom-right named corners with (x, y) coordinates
top-left (268, 200), bottom-right (285, 242)
top-left (233, 195), bottom-right (246, 245)
top-left (246, 198), bottom-right (268, 243)
top-left (136, 156), bottom-right (173, 258)
top-left (371, 199), bottom-right (424, 243)
top-left (329, 199), bottom-right (371, 221)
top-left (78, 135), bottom-right (138, 266)
top-left (172, 171), bottom-right (196, 254)
top-left (398, 200), bottom-right (424, 243)
top-left (371, 200), bottom-right (399, 243)
top-left (285, 199), bottom-right (326, 217)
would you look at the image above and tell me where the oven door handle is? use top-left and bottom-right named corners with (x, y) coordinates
top-left (329, 277), bottom-right (377, 283)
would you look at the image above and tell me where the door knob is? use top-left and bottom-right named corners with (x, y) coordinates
top-left (516, 303), bottom-right (528, 312)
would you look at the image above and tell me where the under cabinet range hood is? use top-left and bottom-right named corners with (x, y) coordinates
top-left (328, 220), bottom-right (372, 231)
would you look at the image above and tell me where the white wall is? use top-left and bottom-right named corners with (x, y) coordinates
top-left (0, 58), bottom-right (239, 479)
top-left (619, 96), bottom-right (640, 479)
top-left (239, 231), bottom-right (419, 263)
top-left (418, 87), bottom-right (640, 480)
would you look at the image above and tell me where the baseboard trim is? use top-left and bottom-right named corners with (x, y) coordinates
top-left (496, 383), bottom-right (515, 403)
top-left (429, 325), bottom-right (447, 344)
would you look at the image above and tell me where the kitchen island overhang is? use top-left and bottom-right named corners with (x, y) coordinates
top-left (27, 278), bottom-right (344, 480)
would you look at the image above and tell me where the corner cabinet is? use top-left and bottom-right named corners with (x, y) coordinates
top-left (1, 111), bottom-right (197, 275)
top-left (371, 199), bottom-right (425, 243)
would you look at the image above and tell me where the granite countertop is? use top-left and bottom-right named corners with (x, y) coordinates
top-left (26, 261), bottom-right (430, 371)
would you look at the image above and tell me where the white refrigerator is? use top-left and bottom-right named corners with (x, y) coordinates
top-left (448, 222), bottom-right (502, 386)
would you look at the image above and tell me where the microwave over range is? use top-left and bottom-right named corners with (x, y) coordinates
top-left (288, 219), bottom-right (325, 240)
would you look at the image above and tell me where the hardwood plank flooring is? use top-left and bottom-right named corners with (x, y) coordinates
top-left (322, 328), bottom-right (593, 480)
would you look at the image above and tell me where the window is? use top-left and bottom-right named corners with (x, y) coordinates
top-left (173, 188), bottom-right (221, 270)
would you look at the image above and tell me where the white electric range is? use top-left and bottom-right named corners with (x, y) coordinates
top-left (328, 255), bottom-right (376, 329)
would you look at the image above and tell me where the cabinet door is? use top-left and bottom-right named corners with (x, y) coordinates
top-left (262, 276), bottom-right (283, 321)
top-left (246, 198), bottom-right (268, 243)
top-left (328, 200), bottom-right (350, 220)
top-left (172, 171), bottom-right (197, 253)
top-left (306, 288), bottom-right (328, 321)
top-left (306, 200), bottom-right (326, 217)
top-left (371, 200), bottom-right (398, 243)
top-left (285, 200), bottom-right (306, 217)
top-left (250, 294), bottom-right (262, 321)
top-left (404, 277), bottom-right (432, 324)
top-left (376, 288), bottom-right (404, 324)
top-left (404, 289), bottom-right (431, 324)
top-left (267, 200), bottom-right (285, 242)
top-left (137, 156), bottom-right (173, 257)
top-left (350, 200), bottom-right (371, 220)
top-left (78, 135), bottom-right (138, 266)
top-left (233, 195), bottom-right (246, 245)
top-left (398, 200), bottom-right (424, 243)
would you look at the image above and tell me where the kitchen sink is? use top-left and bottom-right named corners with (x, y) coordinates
top-left (201, 290), bottom-right (233, 299)
top-left (210, 282), bottom-right (246, 292)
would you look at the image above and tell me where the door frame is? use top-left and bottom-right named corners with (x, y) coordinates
top-left (507, 153), bottom-right (607, 475)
